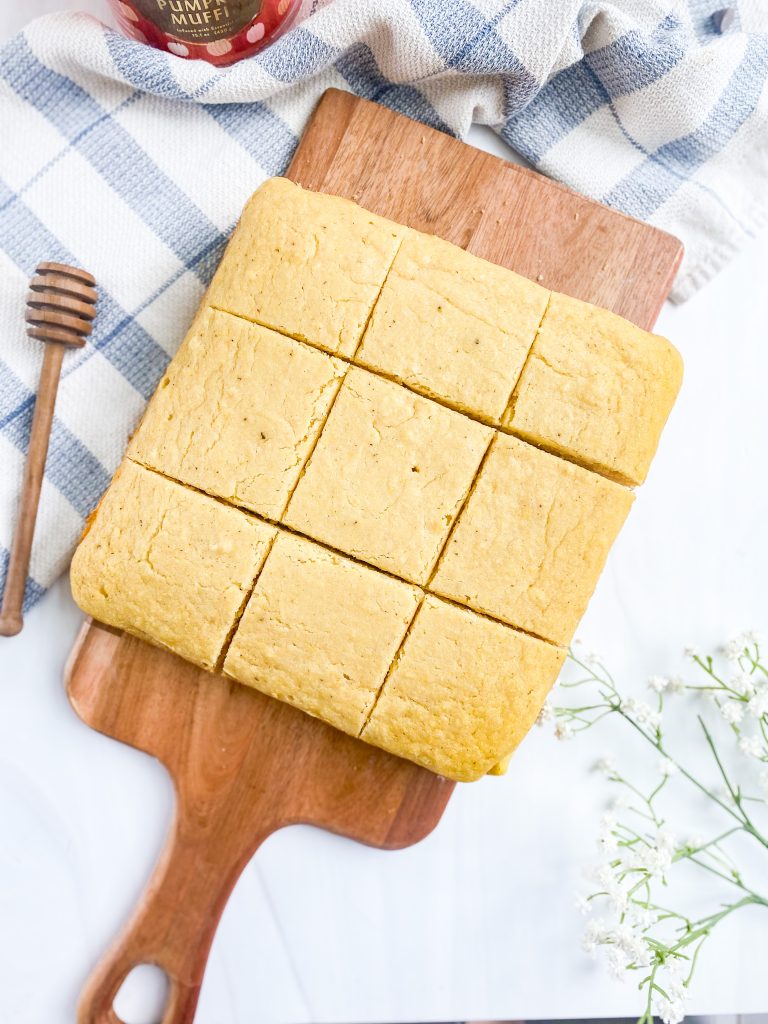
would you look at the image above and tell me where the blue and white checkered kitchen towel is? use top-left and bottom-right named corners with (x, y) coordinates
top-left (2, 1), bottom-right (768, 610)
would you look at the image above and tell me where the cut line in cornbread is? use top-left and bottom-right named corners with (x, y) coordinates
top-left (431, 434), bottom-right (634, 646)
top-left (223, 531), bottom-right (421, 736)
top-left (503, 292), bottom-right (683, 485)
top-left (283, 366), bottom-right (492, 584)
top-left (357, 231), bottom-right (550, 423)
top-left (70, 461), bottom-right (276, 670)
top-left (128, 307), bottom-right (346, 519)
top-left (361, 595), bottom-right (565, 782)
top-left (206, 177), bottom-right (404, 358)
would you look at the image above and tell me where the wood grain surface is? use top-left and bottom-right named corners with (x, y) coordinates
top-left (67, 88), bottom-right (683, 1024)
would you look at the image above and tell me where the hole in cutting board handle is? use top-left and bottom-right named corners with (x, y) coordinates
top-left (113, 964), bottom-right (170, 1024)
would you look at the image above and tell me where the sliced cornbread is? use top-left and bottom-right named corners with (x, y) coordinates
top-left (224, 531), bottom-right (421, 735)
top-left (128, 307), bottom-right (346, 518)
top-left (362, 596), bottom-right (566, 781)
top-left (504, 292), bottom-right (683, 485)
top-left (71, 178), bottom-right (682, 782)
top-left (431, 434), bottom-right (634, 645)
top-left (70, 461), bottom-right (275, 670)
top-left (357, 231), bottom-right (549, 422)
top-left (283, 367), bottom-right (492, 584)
top-left (207, 177), bottom-right (403, 358)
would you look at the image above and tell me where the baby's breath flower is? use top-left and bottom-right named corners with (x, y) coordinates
top-left (560, 634), bottom-right (767, 1012)
top-left (574, 895), bottom-right (592, 916)
top-left (606, 878), bottom-right (629, 914)
top-left (624, 696), bottom-right (661, 729)
top-left (742, 629), bottom-right (762, 646)
top-left (554, 719), bottom-right (574, 741)
top-left (747, 688), bottom-right (768, 719)
top-left (611, 923), bottom-right (650, 967)
top-left (586, 863), bottom-right (613, 888)
top-left (582, 918), bottom-right (608, 953)
top-left (626, 904), bottom-right (656, 931)
top-left (535, 699), bottom-right (554, 726)
top-left (605, 945), bottom-right (630, 980)
top-left (739, 734), bottom-right (764, 759)
top-left (598, 814), bottom-right (618, 852)
top-left (624, 833), bottom-right (675, 877)
top-left (608, 793), bottom-right (632, 812)
top-left (593, 755), bottom-right (617, 775)
top-left (721, 700), bottom-right (744, 725)
top-left (683, 645), bottom-right (698, 659)
top-left (668, 980), bottom-right (688, 1002)
top-left (667, 674), bottom-right (686, 694)
top-left (731, 672), bottom-right (757, 697)
top-left (656, 830), bottom-right (676, 853)
top-left (655, 996), bottom-right (686, 1024)
top-left (723, 635), bottom-right (748, 662)
top-left (599, 833), bottom-right (619, 854)
top-left (681, 834), bottom-right (704, 852)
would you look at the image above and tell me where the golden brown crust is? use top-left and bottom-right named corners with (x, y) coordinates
top-left (224, 532), bottom-right (421, 735)
top-left (361, 596), bottom-right (565, 781)
top-left (504, 292), bottom-right (683, 485)
top-left (70, 461), bottom-right (275, 670)
top-left (432, 434), bottom-right (634, 646)
top-left (357, 231), bottom-right (549, 422)
top-left (128, 307), bottom-right (346, 519)
top-left (206, 177), bottom-right (403, 358)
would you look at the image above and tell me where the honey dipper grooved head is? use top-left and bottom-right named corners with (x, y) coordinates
top-left (26, 262), bottom-right (97, 348)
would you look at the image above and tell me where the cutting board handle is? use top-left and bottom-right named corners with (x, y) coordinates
top-left (77, 806), bottom-right (279, 1024)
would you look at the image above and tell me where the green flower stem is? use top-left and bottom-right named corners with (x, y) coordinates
top-left (698, 716), bottom-right (767, 844)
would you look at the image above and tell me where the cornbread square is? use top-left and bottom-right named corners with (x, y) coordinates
top-left (357, 231), bottom-right (549, 422)
top-left (128, 308), bottom-right (346, 519)
top-left (70, 460), bottom-right (275, 669)
top-left (503, 293), bottom-right (683, 485)
top-left (283, 367), bottom-right (492, 584)
top-left (207, 178), bottom-right (403, 357)
top-left (431, 434), bottom-right (634, 645)
top-left (361, 596), bottom-right (565, 781)
top-left (223, 532), bottom-right (421, 735)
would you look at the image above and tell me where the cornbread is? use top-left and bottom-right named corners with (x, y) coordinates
top-left (207, 177), bottom-right (403, 357)
top-left (223, 532), bottom-right (421, 735)
top-left (432, 434), bottom-right (634, 646)
top-left (283, 367), bottom-right (492, 584)
top-left (504, 292), bottom-right (683, 485)
top-left (357, 231), bottom-right (549, 422)
top-left (70, 178), bottom-right (683, 783)
top-left (70, 461), bottom-right (275, 669)
top-left (361, 596), bottom-right (566, 781)
top-left (128, 308), bottom-right (346, 518)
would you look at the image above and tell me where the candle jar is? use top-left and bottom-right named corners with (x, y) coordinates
top-left (109, 0), bottom-right (301, 65)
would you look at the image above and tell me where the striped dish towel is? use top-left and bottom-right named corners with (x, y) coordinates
top-left (2, 2), bottom-right (767, 611)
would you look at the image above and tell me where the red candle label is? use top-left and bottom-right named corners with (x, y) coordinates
top-left (131, 0), bottom-right (263, 43)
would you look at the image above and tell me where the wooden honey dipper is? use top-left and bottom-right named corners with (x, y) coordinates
top-left (0, 263), bottom-right (97, 637)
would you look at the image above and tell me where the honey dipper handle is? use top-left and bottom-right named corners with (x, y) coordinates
top-left (0, 343), bottom-right (66, 636)
top-left (77, 808), bottom-right (280, 1024)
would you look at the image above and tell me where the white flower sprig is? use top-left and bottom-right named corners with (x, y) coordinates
top-left (551, 633), bottom-right (768, 1024)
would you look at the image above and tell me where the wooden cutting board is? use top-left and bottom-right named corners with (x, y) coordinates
top-left (67, 88), bottom-right (683, 1024)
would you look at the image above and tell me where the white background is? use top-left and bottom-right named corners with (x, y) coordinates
top-left (1, 4), bottom-right (768, 1024)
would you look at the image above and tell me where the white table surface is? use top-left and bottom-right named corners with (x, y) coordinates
top-left (2, 5), bottom-right (768, 1024)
